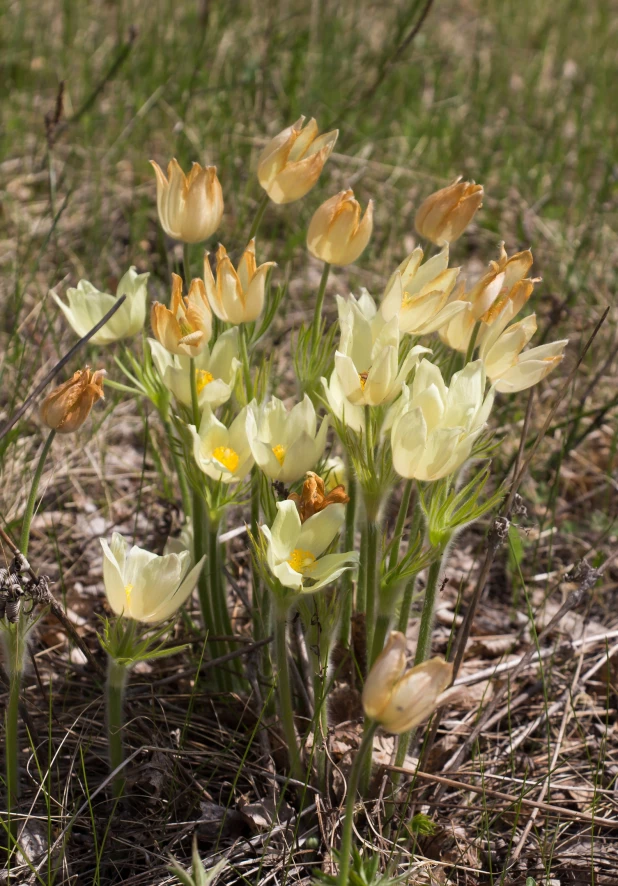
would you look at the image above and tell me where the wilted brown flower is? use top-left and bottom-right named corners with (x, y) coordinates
top-left (288, 471), bottom-right (349, 523)
top-left (40, 368), bottom-right (105, 434)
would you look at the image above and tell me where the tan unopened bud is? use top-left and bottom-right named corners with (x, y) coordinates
top-left (307, 189), bottom-right (373, 266)
top-left (150, 159), bottom-right (223, 244)
top-left (415, 178), bottom-right (483, 246)
top-left (362, 631), bottom-right (453, 734)
top-left (40, 368), bottom-right (105, 434)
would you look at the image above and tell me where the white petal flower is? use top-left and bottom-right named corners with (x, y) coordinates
top-left (247, 395), bottom-right (329, 483)
top-left (52, 267), bottom-right (149, 345)
top-left (100, 532), bottom-right (204, 624)
top-left (479, 313), bottom-right (568, 393)
top-left (189, 404), bottom-right (255, 484)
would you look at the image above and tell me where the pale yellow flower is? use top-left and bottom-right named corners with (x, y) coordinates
top-left (415, 178), bottom-right (483, 246)
top-left (257, 117), bottom-right (338, 204)
top-left (204, 240), bottom-right (275, 324)
top-left (150, 159), bottom-right (223, 243)
top-left (307, 190), bottom-right (373, 266)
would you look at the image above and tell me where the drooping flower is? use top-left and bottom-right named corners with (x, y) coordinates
top-left (287, 471), bottom-right (349, 523)
top-left (380, 246), bottom-right (466, 335)
top-left (189, 405), bottom-right (254, 484)
top-left (40, 367), bottom-right (105, 434)
top-left (257, 117), bottom-right (338, 204)
top-left (391, 359), bottom-right (494, 481)
top-left (101, 532), bottom-right (205, 624)
top-left (151, 274), bottom-right (212, 358)
top-left (149, 328), bottom-right (239, 410)
top-left (150, 159), bottom-right (223, 243)
top-left (333, 291), bottom-right (429, 407)
top-left (52, 267), bottom-right (149, 345)
top-left (414, 178), bottom-right (483, 246)
top-left (261, 499), bottom-right (358, 593)
top-left (307, 190), bottom-right (373, 266)
top-left (362, 631), bottom-right (453, 733)
top-left (247, 395), bottom-right (328, 484)
top-left (203, 240), bottom-right (275, 324)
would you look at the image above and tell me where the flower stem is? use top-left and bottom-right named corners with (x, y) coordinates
top-left (239, 323), bottom-right (254, 401)
top-left (464, 319), bottom-right (482, 365)
top-left (338, 475), bottom-right (357, 646)
top-left (106, 657), bottom-right (129, 799)
top-left (189, 358), bottom-right (200, 428)
top-left (19, 428), bottom-right (56, 556)
top-left (312, 668), bottom-right (329, 796)
top-left (274, 606), bottom-right (303, 781)
top-left (337, 720), bottom-right (378, 886)
top-left (364, 518), bottom-right (380, 663)
top-left (311, 262), bottom-right (331, 345)
top-left (183, 241), bottom-right (192, 285)
top-left (2, 621), bottom-right (28, 847)
top-left (248, 191), bottom-right (270, 241)
top-left (396, 497), bottom-right (424, 633)
top-left (388, 480), bottom-right (413, 574)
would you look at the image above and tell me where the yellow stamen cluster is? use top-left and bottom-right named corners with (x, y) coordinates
top-left (212, 445), bottom-right (239, 472)
top-left (272, 443), bottom-right (286, 466)
top-left (196, 369), bottom-right (214, 393)
top-left (124, 583), bottom-right (133, 604)
top-left (358, 372), bottom-right (368, 391)
top-left (287, 548), bottom-right (317, 574)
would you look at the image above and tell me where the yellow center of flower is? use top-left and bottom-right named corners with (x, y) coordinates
top-left (124, 583), bottom-right (133, 605)
top-left (272, 444), bottom-right (286, 466)
top-left (196, 369), bottom-right (214, 393)
top-left (358, 372), bottom-right (369, 391)
top-left (287, 548), bottom-right (317, 574)
top-left (213, 445), bottom-right (239, 472)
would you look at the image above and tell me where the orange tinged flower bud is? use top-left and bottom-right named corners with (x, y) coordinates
top-left (307, 189), bottom-right (373, 266)
top-left (258, 117), bottom-right (338, 204)
top-left (40, 368), bottom-right (105, 434)
top-left (151, 274), bottom-right (212, 357)
top-left (150, 159), bottom-right (223, 244)
top-left (415, 178), bottom-right (483, 246)
top-left (287, 471), bottom-right (350, 523)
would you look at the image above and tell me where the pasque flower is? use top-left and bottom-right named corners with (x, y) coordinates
top-left (362, 631), bottom-right (453, 733)
top-left (151, 274), bottom-right (212, 358)
top-left (246, 395), bottom-right (328, 484)
top-left (189, 404), bottom-right (254, 483)
top-left (52, 267), bottom-right (148, 345)
top-left (415, 178), bottom-right (483, 246)
top-left (332, 291), bottom-right (428, 407)
top-left (257, 116), bottom-right (338, 204)
top-left (149, 328), bottom-right (239, 410)
top-left (478, 310), bottom-right (567, 393)
top-left (307, 190), bottom-right (373, 266)
top-left (440, 243), bottom-right (537, 353)
top-left (101, 532), bottom-right (205, 624)
top-left (204, 240), bottom-right (275, 324)
top-left (288, 471), bottom-right (349, 523)
top-left (391, 359), bottom-right (494, 481)
top-left (40, 367), bottom-right (105, 434)
top-left (380, 246), bottom-right (466, 335)
top-left (150, 158), bottom-right (223, 243)
top-left (262, 499), bottom-right (358, 593)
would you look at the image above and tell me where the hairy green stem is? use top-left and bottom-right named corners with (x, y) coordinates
top-left (338, 475), bottom-right (357, 646)
top-left (106, 657), bottom-right (129, 799)
top-left (388, 480), bottom-right (413, 574)
top-left (396, 498), bottom-right (424, 633)
top-left (337, 720), bottom-right (378, 886)
top-left (364, 518), bottom-right (380, 662)
top-left (311, 262), bottom-right (331, 345)
top-left (248, 191), bottom-right (270, 241)
top-left (274, 607), bottom-right (303, 781)
top-left (163, 419), bottom-right (192, 519)
top-left (464, 319), bottom-right (482, 365)
top-left (312, 668), bottom-right (329, 796)
top-left (189, 358), bottom-right (200, 428)
top-left (183, 242), bottom-right (192, 285)
top-left (20, 428), bottom-right (56, 555)
top-left (3, 623), bottom-right (28, 848)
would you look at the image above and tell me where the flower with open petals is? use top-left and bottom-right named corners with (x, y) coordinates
top-left (257, 117), bottom-right (338, 204)
top-left (52, 267), bottom-right (148, 345)
top-left (362, 631), bottom-right (453, 733)
top-left (415, 178), bottom-right (483, 246)
top-left (151, 274), bottom-right (212, 358)
top-left (150, 159), bottom-right (223, 243)
top-left (288, 471), bottom-right (349, 523)
top-left (189, 405), bottom-right (254, 484)
top-left (101, 532), bottom-right (205, 624)
top-left (262, 500), bottom-right (358, 593)
top-left (149, 328), bottom-right (239, 410)
top-left (380, 246), bottom-right (466, 335)
top-left (40, 367), bottom-right (105, 434)
top-left (204, 240), bottom-right (275, 324)
top-left (247, 395), bottom-right (328, 484)
top-left (333, 291), bottom-right (429, 407)
top-left (391, 359), bottom-right (494, 482)
top-left (307, 190), bottom-right (373, 266)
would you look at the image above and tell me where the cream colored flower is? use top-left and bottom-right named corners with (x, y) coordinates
top-left (52, 267), bottom-right (148, 345)
top-left (333, 291), bottom-right (428, 407)
top-left (415, 178), bottom-right (483, 246)
top-left (380, 246), bottom-right (466, 335)
top-left (40, 367), bottom-right (105, 434)
top-left (101, 532), bottom-right (205, 624)
top-left (391, 359), bottom-right (494, 481)
top-left (247, 395), bottom-right (328, 484)
top-left (323, 456), bottom-right (347, 493)
top-left (307, 190), bottom-right (373, 266)
top-left (261, 500), bottom-right (358, 593)
top-left (439, 244), bottom-right (537, 353)
top-left (478, 310), bottom-right (567, 393)
top-left (151, 274), bottom-right (212, 358)
top-left (189, 404), bottom-right (254, 484)
top-left (362, 631), bottom-right (453, 734)
top-left (204, 240), bottom-right (275, 324)
top-left (150, 158), bottom-right (223, 243)
top-left (257, 117), bottom-right (338, 204)
top-left (149, 328), bottom-right (239, 410)
top-left (321, 370), bottom-right (366, 434)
